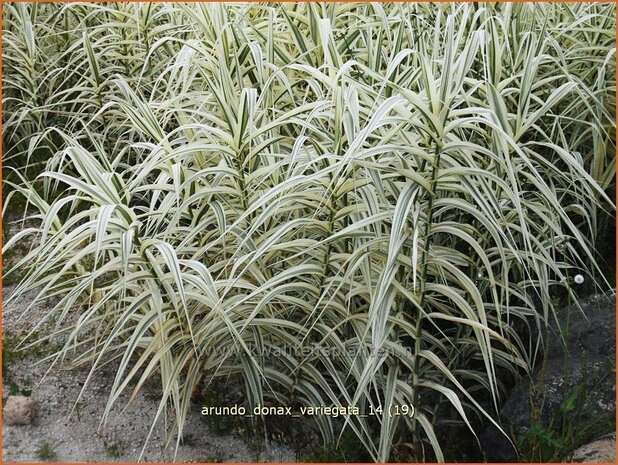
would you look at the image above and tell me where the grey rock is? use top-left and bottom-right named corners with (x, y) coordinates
top-left (3, 396), bottom-right (39, 426)
top-left (480, 293), bottom-right (616, 462)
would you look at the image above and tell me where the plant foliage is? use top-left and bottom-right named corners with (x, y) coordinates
top-left (2, 2), bottom-right (615, 461)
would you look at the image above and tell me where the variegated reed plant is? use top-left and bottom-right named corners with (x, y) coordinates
top-left (3, 2), bottom-right (615, 462)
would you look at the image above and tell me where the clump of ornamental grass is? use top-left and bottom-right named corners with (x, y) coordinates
top-left (2, 2), bottom-right (615, 462)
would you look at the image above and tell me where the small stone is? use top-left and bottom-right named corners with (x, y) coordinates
top-left (571, 433), bottom-right (616, 462)
top-left (3, 396), bottom-right (38, 425)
